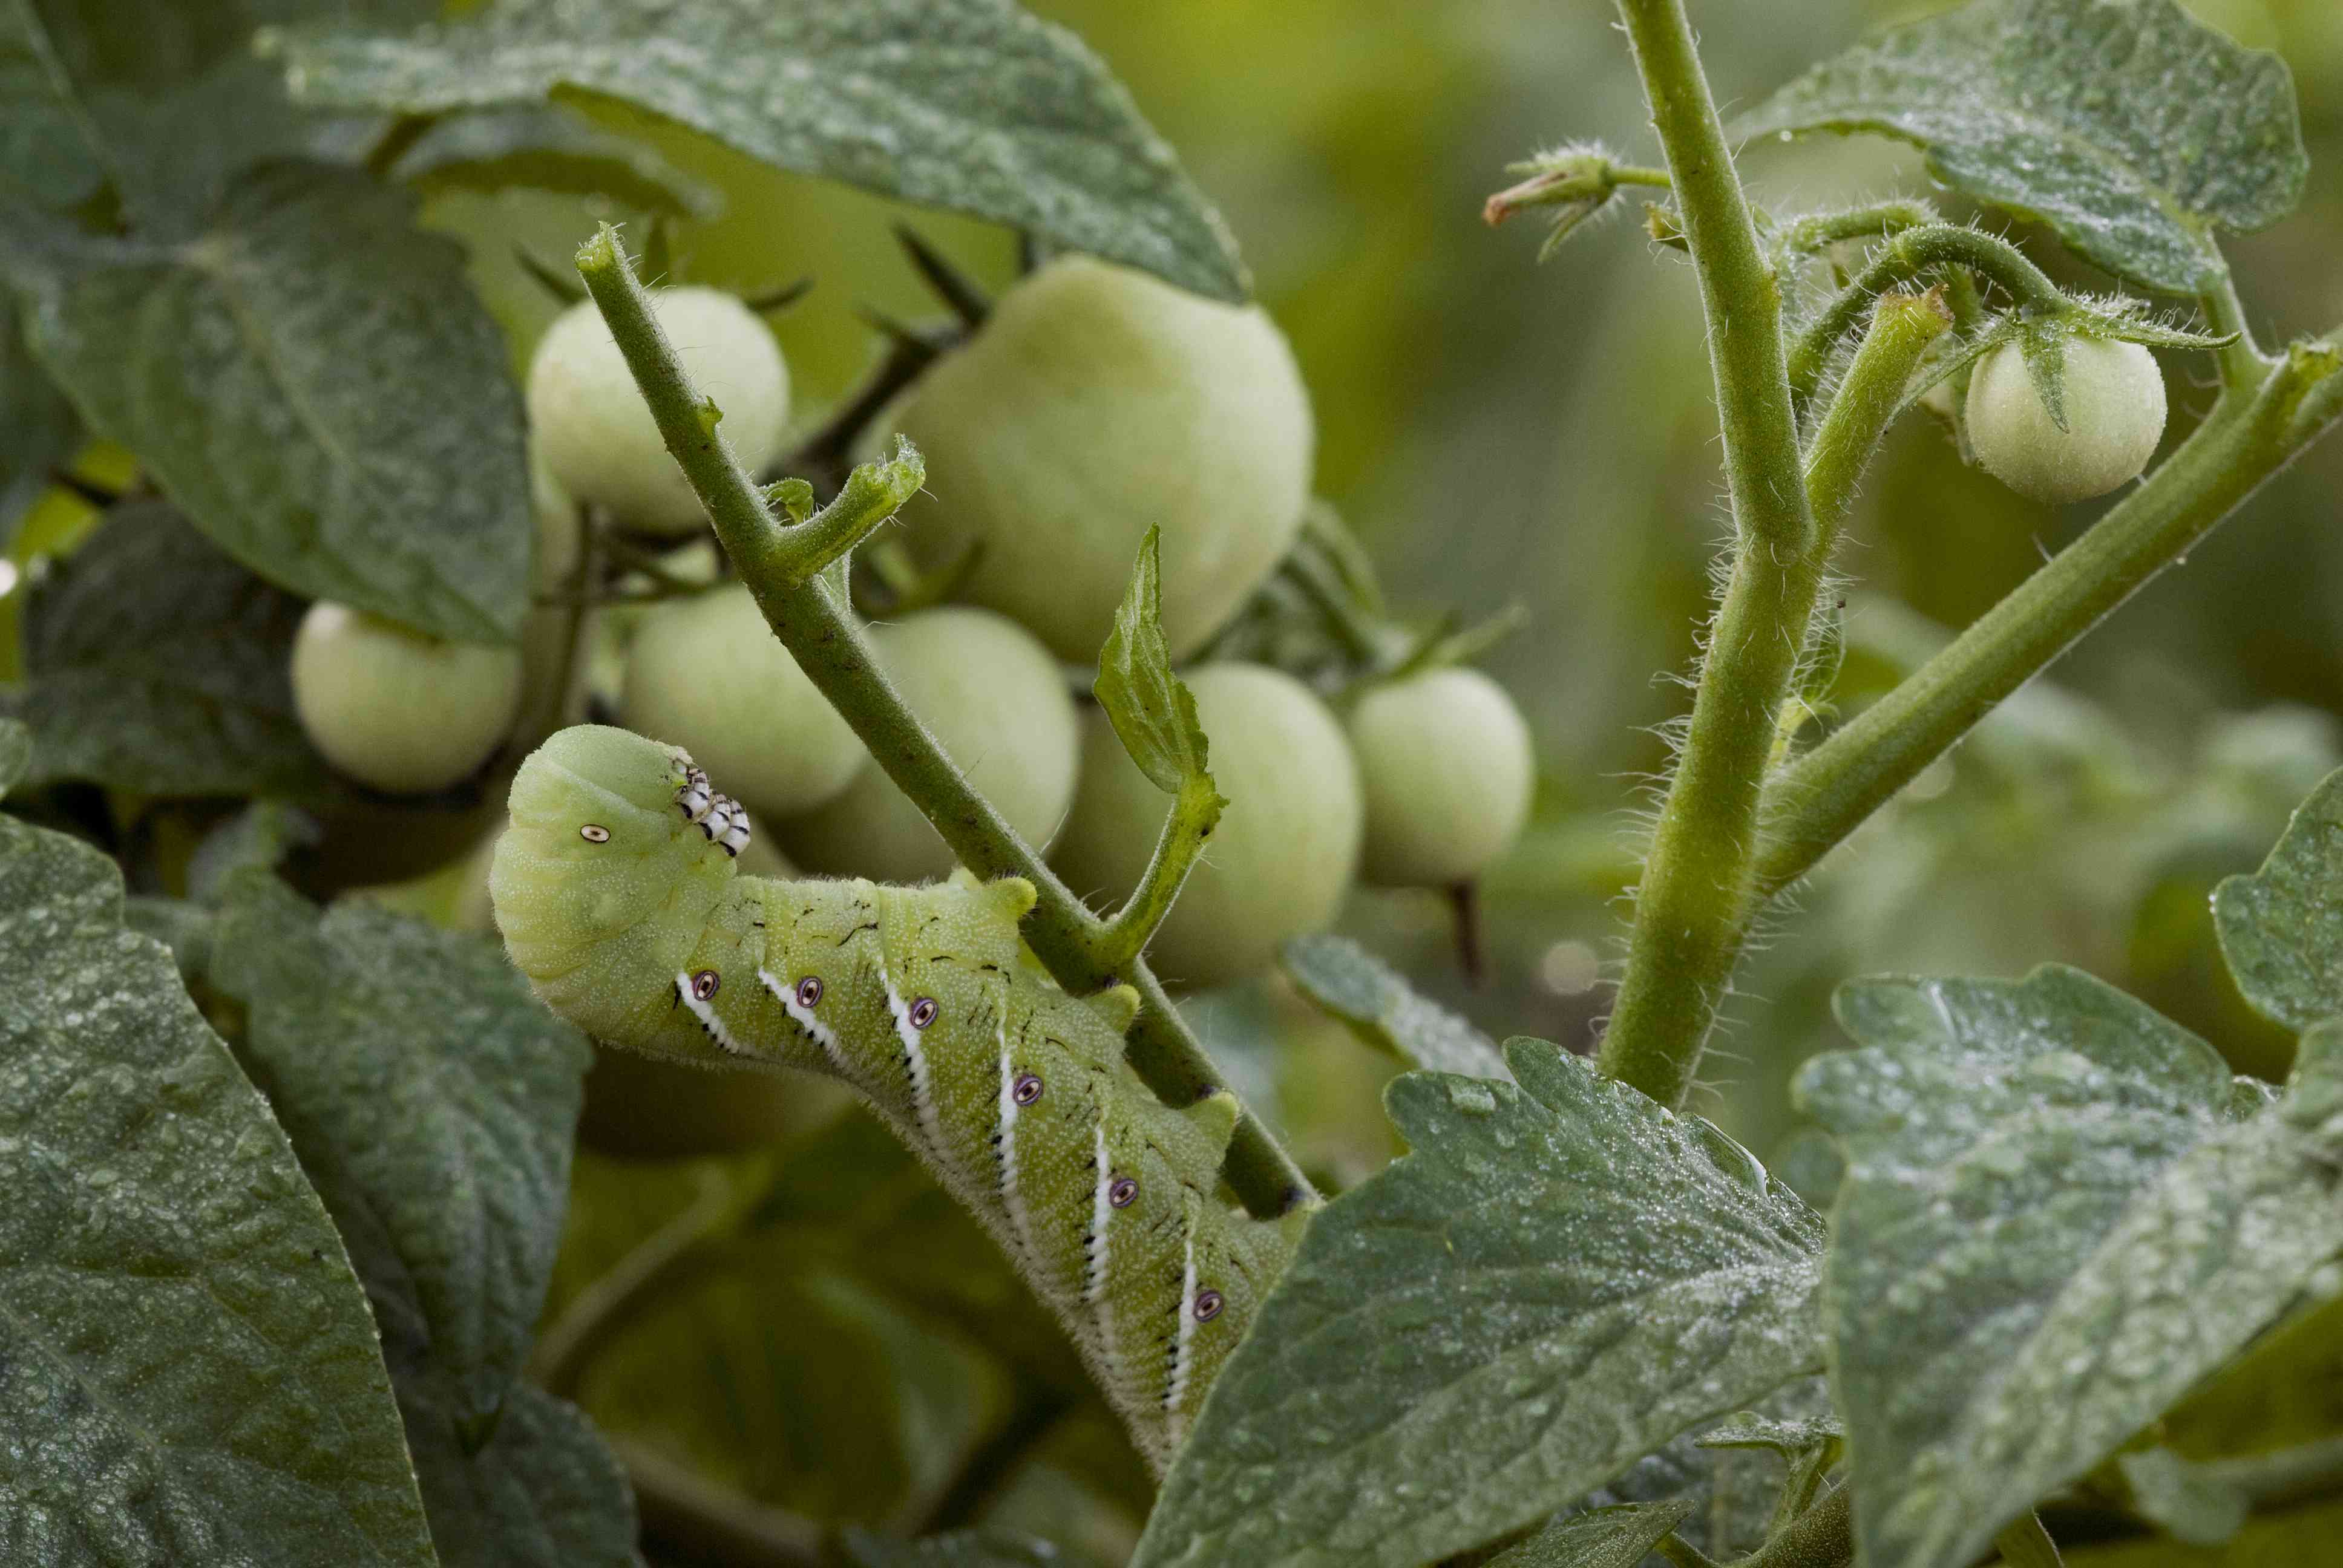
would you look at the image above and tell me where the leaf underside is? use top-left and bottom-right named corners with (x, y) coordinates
top-left (7, 161), bottom-right (532, 643)
top-left (270, 0), bottom-right (1248, 301)
top-left (1734, 0), bottom-right (2307, 292)
top-left (1282, 932), bottom-right (1513, 1082)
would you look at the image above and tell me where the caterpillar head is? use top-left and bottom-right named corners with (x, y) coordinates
top-left (492, 725), bottom-right (748, 1034)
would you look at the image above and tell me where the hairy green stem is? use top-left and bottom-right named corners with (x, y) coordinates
top-left (2201, 269), bottom-right (2277, 393)
top-left (1093, 776), bottom-right (1224, 976)
top-left (573, 226), bottom-right (1314, 1216)
top-left (1735, 1485), bottom-right (1853, 1568)
top-left (1789, 226), bottom-right (2068, 407)
top-left (1775, 199), bottom-right (1940, 258)
top-left (1598, 0), bottom-right (1818, 1108)
top-left (1759, 335), bottom-right (2343, 895)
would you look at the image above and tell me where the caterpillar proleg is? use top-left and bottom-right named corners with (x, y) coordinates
top-left (490, 725), bottom-right (1299, 1468)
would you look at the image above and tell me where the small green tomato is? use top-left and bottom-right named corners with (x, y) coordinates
top-left (1348, 666), bottom-right (1534, 888)
top-left (291, 601), bottom-right (523, 794)
top-left (619, 583), bottom-right (865, 820)
top-left (886, 255), bottom-right (1314, 661)
top-left (773, 606), bottom-right (1078, 883)
top-left (1965, 336), bottom-right (2166, 504)
top-left (527, 286), bottom-right (790, 536)
top-left (1052, 662), bottom-right (1361, 990)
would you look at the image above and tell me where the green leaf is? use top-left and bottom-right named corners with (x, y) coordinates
top-left (267, 0), bottom-right (1248, 302)
top-left (0, 501), bottom-right (344, 799)
top-left (2214, 764), bottom-right (2343, 1032)
top-left (392, 104), bottom-right (723, 218)
top-left (1694, 1411), bottom-right (1843, 1460)
top-left (1132, 1039), bottom-right (1826, 1568)
top-left (839, 1528), bottom-right (1080, 1567)
top-left (1732, 0), bottom-right (2307, 292)
top-left (2, 296), bottom-right (79, 549)
top-left (3, 509), bottom-right (324, 796)
top-left (1095, 526), bottom-right (1214, 797)
top-left (1574, 1376), bottom-right (1840, 1563)
top-left (1486, 1501), bottom-right (1697, 1568)
top-left (1281, 932), bottom-right (1512, 1080)
top-left (7, 160), bottom-right (531, 642)
top-left (187, 800), bottom-right (322, 906)
top-left (210, 871), bottom-right (591, 1432)
top-left (398, 1379), bottom-right (641, 1568)
top-left (0, 1), bottom-right (108, 209)
top-left (0, 809), bottom-right (436, 1567)
top-left (209, 872), bottom-right (634, 1567)
top-left (6, 1), bottom-right (431, 234)
top-left (1802, 966), bottom-right (2343, 1568)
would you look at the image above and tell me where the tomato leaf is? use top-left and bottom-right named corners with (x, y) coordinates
top-left (1133, 1039), bottom-right (1825, 1568)
top-left (1804, 965), bottom-right (2343, 1568)
top-left (0, 806), bottom-right (436, 1567)
top-left (266, 0), bottom-right (1248, 301)
top-left (5, 161), bottom-right (532, 642)
top-left (1734, 0), bottom-right (2306, 292)
top-left (1282, 932), bottom-right (1512, 1082)
top-left (2214, 763), bottom-right (2343, 1033)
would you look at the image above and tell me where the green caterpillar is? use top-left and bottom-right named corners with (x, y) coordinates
top-left (490, 725), bottom-right (1299, 1468)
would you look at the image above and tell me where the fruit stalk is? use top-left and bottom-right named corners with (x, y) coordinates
top-left (572, 226), bottom-right (1317, 1217)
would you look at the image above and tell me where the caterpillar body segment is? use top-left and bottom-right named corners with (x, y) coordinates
top-left (490, 725), bottom-right (1297, 1466)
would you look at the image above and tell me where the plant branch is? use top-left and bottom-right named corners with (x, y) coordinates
top-left (529, 1165), bottom-right (736, 1397)
top-left (1597, 0), bottom-right (1826, 1109)
top-left (2201, 268), bottom-right (2276, 393)
top-left (574, 226), bottom-right (1315, 1217)
top-left (1093, 775), bottom-right (1224, 975)
top-left (1758, 332), bottom-right (2343, 896)
top-left (618, 1436), bottom-right (826, 1568)
top-left (1789, 224), bottom-right (2068, 407)
top-left (1733, 1484), bottom-right (1853, 1568)
top-left (1775, 200), bottom-right (1940, 259)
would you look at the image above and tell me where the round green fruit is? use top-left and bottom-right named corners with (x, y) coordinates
top-left (773, 606), bottom-right (1077, 883)
top-left (618, 583), bottom-right (866, 819)
top-left (1965, 336), bottom-right (2165, 504)
top-left (886, 254), bottom-right (1314, 661)
top-left (1052, 662), bottom-right (1360, 990)
top-left (291, 601), bottom-right (523, 795)
top-left (527, 285), bottom-right (790, 537)
top-left (1348, 666), bottom-right (1534, 887)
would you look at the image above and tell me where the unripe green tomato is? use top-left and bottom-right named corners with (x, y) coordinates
top-left (527, 286), bottom-right (790, 537)
top-left (1348, 666), bottom-right (1534, 888)
top-left (517, 454), bottom-right (588, 729)
top-left (1052, 662), bottom-right (1361, 990)
top-left (291, 601), bottom-right (523, 794)
top-left (1965, 336), bottom-right (2165, 504)
top-left (773, 606), bottom-right (1076, 883)
top-left (619, 583), bottom-right (865, 819)
top-left (886, 254), bottom-right (1314, 661)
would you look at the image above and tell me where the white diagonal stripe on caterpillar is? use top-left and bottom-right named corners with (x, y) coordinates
top-left (996, 1016), bottom-right (1040, 1272)
top-left (882, 964), bottom-right (949, 1167)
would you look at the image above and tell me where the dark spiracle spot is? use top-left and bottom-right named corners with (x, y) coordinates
top-left (578, 824), bottom-right (611, 843)
top-left (1108, 1175), bottom-right (1139, 1209)
top-left (908, 996), bottom-right (939, 1029)
top-left (1012, 1072), bottom-right (1043, 1106)
top-left (691, 970), bottom-right (720, 1002)
top-left (1193, 1289), bottom-right (1224, 1322)
top-left (795, 976), bottom-right (823, 1008)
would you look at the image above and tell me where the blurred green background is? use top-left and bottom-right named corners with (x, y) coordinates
top-left (410, 1), bottom-right (2343, 1554)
